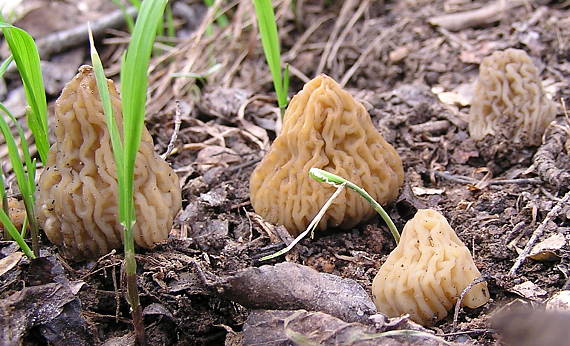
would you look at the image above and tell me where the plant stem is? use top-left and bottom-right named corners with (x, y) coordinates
top-left (124, 246), bottom-right (145, 345)
top-left (309, 168), bottom-right (400, 244)
top-left (24, 204), bottom-right (40, 257)
top-left (0, 166), bottom-right (10, 241)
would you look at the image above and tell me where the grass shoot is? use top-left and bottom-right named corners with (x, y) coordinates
top-left (0, 23), bottom-right (49, 258)
top-left (260, 167), bottom-right (401, 261)
top-left (89, 1), bottom-right (168, 344)
top-left (309, 168), bottom-right (400, 244)
top-left (252, 0), bottom-right (289, 118)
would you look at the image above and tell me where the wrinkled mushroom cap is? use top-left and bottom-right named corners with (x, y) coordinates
top-left (36, 66), bottom-right (182, 259)
top-left (250, 75), bottom-right (404, 235)
top-left (468, 48), bottom-right (556, 146)
top-left (372, 209), bottom-right (489, 326)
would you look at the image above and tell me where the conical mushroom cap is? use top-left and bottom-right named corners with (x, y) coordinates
top-left (250, 75), bottom-right (403, 235)
top-left (36, 66), bottom-right (181, 259)
top-left (469, 48), bottom-right (556, 146)
top-left (372, 209), bottom-right (490, 326)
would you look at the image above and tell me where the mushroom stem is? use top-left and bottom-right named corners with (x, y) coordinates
top-left (309, 168), bottom-right (400, 244)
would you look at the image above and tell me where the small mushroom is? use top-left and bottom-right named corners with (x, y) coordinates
top-left (372, 209), bottom-right (489, 326)
top-left (468, 48), bottom-right (556, 147)
top-left (0, 197), bottom-right (26, 232)
top-left (250, 75), bottom-right (404, 235)
top-left (36, 66), bottom-right (181, 259)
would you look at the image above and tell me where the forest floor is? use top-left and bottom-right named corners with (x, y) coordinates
top-left (1, 0), bottom-right (570, 345)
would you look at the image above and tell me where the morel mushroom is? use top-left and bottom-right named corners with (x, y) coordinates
top-left (468, 48), bottom-right (556, 147)
top-left (250, 75), bottom-right (404, 235)
top-left (36, 66), bottom-right (181, 259)
top-left (372, 209), bottom-right (489, 326)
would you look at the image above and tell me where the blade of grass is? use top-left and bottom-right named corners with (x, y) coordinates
top-left (0, 103), bottom-right (40, 256)
top-left (0, 165), bottom-right (9, 240)
top-left (88, 27), bottom-right (124, 172)
top-left (111, 0), bottom-right (135, 32)
top-left (0, 208), bottom-right (34, 258)
top-left (90, 2), bottom-right (167, 344)
top-left (121, 3), bottom-right (167, 344)
top-left (309, 168), bottom-right (400, 244)
top-left (165, 4), bottom-right (175, 38)
top-left (121, 0), bottom-right (167, 232)
top-left (0, 22), bottom-right (49, 165)
top-left (252, 0), bottom-right (288, 117)
top-left (0, 55), bottom-right (14, 77)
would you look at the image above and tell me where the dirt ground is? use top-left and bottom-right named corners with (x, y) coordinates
top-left (1, 0), bottom-right (570, 345)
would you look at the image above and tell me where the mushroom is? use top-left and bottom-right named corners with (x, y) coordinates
top-left (36, 66), bottom-right (181, 259)
top-left (371, 209), bottom-right (489, 326)
top-left (468, 48), bottom-right (556, 147)
top-left (250, 75), bottom-right (404, 235)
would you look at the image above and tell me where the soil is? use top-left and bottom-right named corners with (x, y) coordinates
top-left (1, 0), bottom-right (570, 345)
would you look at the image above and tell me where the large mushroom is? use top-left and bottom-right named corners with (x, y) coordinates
top-left (36, 66), bottom-right (181, 259)
top-left (250, 75), bottom-right (404, 235)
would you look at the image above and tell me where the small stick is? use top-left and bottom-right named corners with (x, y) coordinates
top-left (161, 101), bottom-right (182, 159)
top-left (452, 275), bottom-right (489, 330)
top-left (259, 182), bottom-right (346, 261)
top-left (36, 7), bottom-right (138, 60)
top-left (428, 0), bottom-right (524, 32)
top-left (508, 189), bottom-right (570, 276)
top-left (434, 171), bottom-right (541, 186)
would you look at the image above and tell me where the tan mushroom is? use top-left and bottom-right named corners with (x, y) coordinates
top-left (250, 75), bottom-right (404, 236)
top-left (372, 209), bottom-right (489, 326)
top-left (0, 197), bottom-right (26, 232)
top-left (469, 48), bottom-right (556, 147)
top-left (36, 66), bottom-right (181, 259)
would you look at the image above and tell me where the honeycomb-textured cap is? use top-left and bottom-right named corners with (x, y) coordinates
top-left (469, 48), bottom-right (556, 146)
top-left (249, 74), bottom-right (404, 235)
top-left (36, 66), bottom-right (182, 259)
top-left (372, 209), bottom-right (489, 326)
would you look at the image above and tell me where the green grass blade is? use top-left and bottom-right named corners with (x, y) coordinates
top-left (120, 0), bottom-right (167, 231)
top-left (0, 22), bottom-right (49, 165)
top-left (0, 104), bottom-right (32, 207)
top-left (165, 4), bottom-right (175, 38)
top-left (252, 0), bottom-right (288, 114)
top-left (0, 165), bottom-right (9, 240)
top-left (309, 168), bottom-right (400, 244)
top-left (0, 56), bottom-right (14, 78)
top-left (111, 0), bottom-right (135, 32)
top-left (89, 27), bottom-right (124, 170)
top-left (0, 103), bottom-right (39, 255)
top-left (0, 208), bottom-right (34, 258)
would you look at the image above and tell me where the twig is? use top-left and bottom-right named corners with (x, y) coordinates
top-left (428, 0), bottom-right (524, 31)
top-left (452, 275), bottom-right (489, 330)
top-left (161, 101), bottom-right (182, 159)
top-left (508, 190), bottom-right (570, 276)
top-left (437, 329), bottom-right (494, 337)
top-left (433, 171), bottom-right (541, 186)
top-left (36, 7), bottom-right (138, 60)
